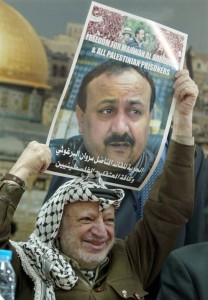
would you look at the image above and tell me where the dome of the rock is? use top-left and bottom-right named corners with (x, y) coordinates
top-left (0, 1), bottom-right (49, 89)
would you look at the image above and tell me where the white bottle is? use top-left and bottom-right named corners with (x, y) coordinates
top-left (0, 250), bottom-right (15, 300)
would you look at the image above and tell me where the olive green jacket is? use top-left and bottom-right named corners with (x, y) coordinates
top-left (0, 141), bottom-right (194, 300)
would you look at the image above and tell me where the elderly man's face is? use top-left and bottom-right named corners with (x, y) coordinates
top-left (58, 201), bottom-right (115, 269)
top-left (76, 69), bottom-right (152, 167)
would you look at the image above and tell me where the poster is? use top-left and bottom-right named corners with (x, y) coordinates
top-left (46, 1), bottom-right (187, 190)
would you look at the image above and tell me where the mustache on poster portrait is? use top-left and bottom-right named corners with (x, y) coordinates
top-left (104, 133), bottom-right (135, 146)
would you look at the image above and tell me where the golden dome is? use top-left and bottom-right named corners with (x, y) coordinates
top-left (0, 1), bottom-right (49, 89)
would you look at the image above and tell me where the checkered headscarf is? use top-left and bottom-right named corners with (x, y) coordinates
top-left (11, 171), bottom-right (124, 300)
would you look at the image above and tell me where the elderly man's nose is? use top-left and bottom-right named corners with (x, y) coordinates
top-left (91, 219), bottom-right (107, 237)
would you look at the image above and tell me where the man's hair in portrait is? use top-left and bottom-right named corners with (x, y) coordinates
top-left (135, 27), bottom-right (144, 36)
top-left (76, 59), bottom-right (156, 112)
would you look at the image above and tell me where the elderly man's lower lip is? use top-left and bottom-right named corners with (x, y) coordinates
top-left (84, 241), bottom-right (106, 250)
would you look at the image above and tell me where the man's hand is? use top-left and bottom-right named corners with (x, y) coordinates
top-left (9, 141), bottom-right (51, 182)
top-left (174, 69), bottom-right (198, 116)
top-left (172, 69), bottom-right (199, 137)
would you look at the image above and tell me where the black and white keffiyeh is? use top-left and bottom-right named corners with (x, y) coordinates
top-left (11, 171), bottom-right (124, 300)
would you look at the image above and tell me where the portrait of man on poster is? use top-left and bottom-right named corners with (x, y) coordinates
top-left (48, 59), bottom-right (166, 189)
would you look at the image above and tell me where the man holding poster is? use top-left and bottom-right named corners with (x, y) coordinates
top-left (45, 3), bottom-right (205, 246)
top-left (0, 63), bottom-right (199, 299)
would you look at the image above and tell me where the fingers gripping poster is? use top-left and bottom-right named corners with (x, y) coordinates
top-left (46, 1), bottom-right (187, 190)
